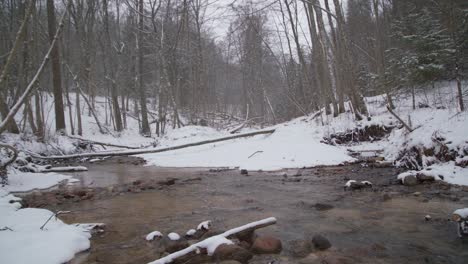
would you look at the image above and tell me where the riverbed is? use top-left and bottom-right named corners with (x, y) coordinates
top-left (22, 157), bottom-right (468, 263)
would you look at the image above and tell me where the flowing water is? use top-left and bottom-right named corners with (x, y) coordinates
top-left (39, 159), bottom-right (468, 263)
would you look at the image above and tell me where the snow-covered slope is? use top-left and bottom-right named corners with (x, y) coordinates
top-left (139, 119), bottom-right (355, 170)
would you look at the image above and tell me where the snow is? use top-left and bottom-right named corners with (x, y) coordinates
top-left (139, 120), bottom-right (355, 171)
top-left (453, 208), bottom-right (468, 219)
top-left (361, 180), bottom-right (372, 186)
top-left (1, 170), bottom-right (75, 193)
top-left (146, 231), bottom-right (163, 241)
top-left (397, 162), bottom-right (468, 186)
top-left (197, 220), bottom-right (211, 230)
top-left (0, 190), bottom-right (91, 264)
top-left (186, 229), bottom-right (196, 236)
top-left (0, 166), bottom-right (88, 264)
top-left (345, 180), bottom-right (356, 187)
top-left (197, 236), bottom-right (233, 255)
top-left (149, 217), bottom-right (276, 264)
top-left (168, 232), bottom-right (181, 241)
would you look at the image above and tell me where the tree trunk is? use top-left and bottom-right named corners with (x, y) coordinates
top-left (47, 0), bottom-right (66, 134)
top-left (102, 0), bottom-right (123, 132)
top-left (138, 0), bottom-right (150, 136)
top-left (456, 72), bottom-right (464, 112)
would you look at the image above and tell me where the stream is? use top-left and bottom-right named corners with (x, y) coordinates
top-left (24, 157), bottom-right (468, 263)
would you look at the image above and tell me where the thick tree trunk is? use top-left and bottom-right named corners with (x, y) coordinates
top-left (138, 0), bottom-right (150, 136)
top-left (102, 0), bottom-right (123, 132)
top-left (47, 0), bottom-right (66, 134)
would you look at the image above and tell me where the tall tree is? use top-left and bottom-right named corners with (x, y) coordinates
top-left (137, 0), bottom-right (150, 136)
top-left (47, 0), bottom-right (66, 133)
top-left (102, 0), bottom-right (124, 132)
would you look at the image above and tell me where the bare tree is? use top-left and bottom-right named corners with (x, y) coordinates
top-left (47, 0), bottom-right (67, 133)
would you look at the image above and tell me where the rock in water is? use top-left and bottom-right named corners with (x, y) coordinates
top-left (251, 236), bottom-right (283, 254)
top-left (416, 173), bottom-right (435, 182)
top-left (240, 169), bottom-right (248, 175)
top-left (314, 203), bottom-right (334, 211)
top-left (402, 175), bottom-right (418, 186)
top-left (287, 239), bottom-right (313, 257)
top-left (312, 235), bottom-right (331, 250)
top-left (162, 237), bottom-right (189, 253)
top-left (213, 244), bottom-right (253, 263)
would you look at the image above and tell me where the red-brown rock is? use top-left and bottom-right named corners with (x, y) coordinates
top-left (251, 235), bottom-right (282, 254)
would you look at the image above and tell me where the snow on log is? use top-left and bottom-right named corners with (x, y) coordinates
top-left (148, 217), bottom-right (277, 264)
top-left (31, 129), bottom-right (276, 160)
top-left (22, 164), bottom-right (88, 173)
top-left (67, 135), bottom-right (141, 149)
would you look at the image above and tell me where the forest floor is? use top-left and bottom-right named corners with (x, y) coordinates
top-left (19, 157), bottom-right (468, 264)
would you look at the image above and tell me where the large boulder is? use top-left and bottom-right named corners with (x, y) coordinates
top-left (251, 236), bottom-right (282, 254)
top-left (402, 175), bottom-right (418, 186)
top-left (212, 244), bottom-right (253, 263)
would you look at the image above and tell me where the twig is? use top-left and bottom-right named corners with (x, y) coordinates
top-left (40, 211), bottom-right (71, 230)
top-left (248, 151), bottom-right (264, 159)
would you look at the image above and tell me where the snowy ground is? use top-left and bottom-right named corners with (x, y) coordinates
top-left (0, 174), bottom-right (90, 264)
top-left (138, 120), bottom-right (354, 170)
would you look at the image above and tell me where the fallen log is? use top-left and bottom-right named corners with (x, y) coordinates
top-left (149, 217), bottom-right (277, 264)
top-left (386, 105), bottom-right (413, 132)
top-left (67, 135), bottom-right (140, 149)
top-left (31, 129), bottom-right (276, 160)
top-left (229, 104), bottom-right (249, 134)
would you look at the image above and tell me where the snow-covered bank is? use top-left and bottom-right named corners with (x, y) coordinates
top-left (0, 170), bottom-right (90, 264)
top-left (138, 121), bottom-right (355, 171)
top-left (2, 170), bottom-right (76, 193)
top-left (0, 191), bottom-right (90, 264)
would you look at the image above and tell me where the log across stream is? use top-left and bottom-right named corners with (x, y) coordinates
top-left (22, 158), bottom-right (468, 264)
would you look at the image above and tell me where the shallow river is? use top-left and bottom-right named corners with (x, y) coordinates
top-left (42, 159), bottom-right (468, 263)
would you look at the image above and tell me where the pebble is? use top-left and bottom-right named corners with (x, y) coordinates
top-left (312, 235), bottom-right (331, 250)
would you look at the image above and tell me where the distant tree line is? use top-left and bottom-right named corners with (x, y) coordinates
top-left (0, 0), bottom-right (466, 138)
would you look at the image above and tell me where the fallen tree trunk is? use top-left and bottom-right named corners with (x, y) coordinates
top-left (229, 104), bottom-right (249, 134)
top-left (31, 129), bottom-right (276, 160)
top-left (67, 135), bottom-right (140, 149)
top-left (386, 105), bottom-right (413, 132)
top-left (149, 217), bottom-right (277, 264)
